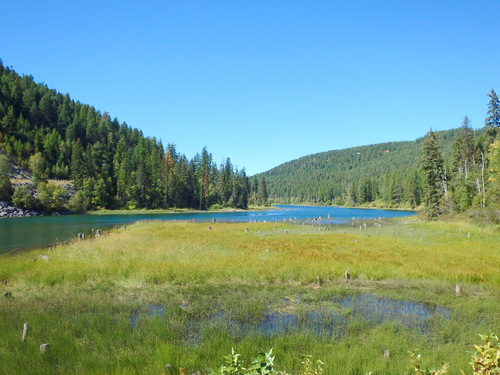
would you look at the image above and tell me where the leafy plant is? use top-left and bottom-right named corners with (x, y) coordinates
top-left (212, 349), bottom-right (289, 375)
top-left (409, 351), bottom-right (449, 375)
top-left (300, 355), bottom-right (324, 375)
top-left (212, 348), bottom-right (245, 375)
top-left (461, 332), bottom-right (500, 375)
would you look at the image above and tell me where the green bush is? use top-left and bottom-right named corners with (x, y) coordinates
top-left (0, 176), bottom-right (12, 200)
top-left (0, 153), bottom-right (12, 200)
top-left (36, 182), bottom-right (67, 212)
top-left (67, 190), bottom-right (88, 213)
top-left (11, 184), bottom-right (37, 209)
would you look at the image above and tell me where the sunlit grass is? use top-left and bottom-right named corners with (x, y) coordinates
top-left (0, 219), bottom-right (499, 374)
top-left (6, 219), bottom-right (497, 287)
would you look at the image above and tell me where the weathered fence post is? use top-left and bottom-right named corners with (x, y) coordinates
top-left (344, 269), bottom-right (350, 282)
top-left (315, 276), bottom-right (322, 289)
top-left (21, 323), bottom-right (29, 342)
top-left (40, 343), bottom-right (50, 353)
top-left (455, 284), bottom-right (462, 297)
top-left (384, 349), bottom-right (390, 359)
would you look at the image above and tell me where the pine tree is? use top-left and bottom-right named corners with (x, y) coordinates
top-left (451, 116), bottom-right (476, 211)
top-left (486, 139), bottom-right (500, 206)
top-left (29, 152), bottom-right (47, 186)
top-left (258, 175), bottom-right (268, 206)
top-left (70, 139), bottom-right (86, 190)
top-left (485, 89), bottom-right (500, 129)
top-left (0, 154), bottom-right (12, 200)
top-left (420, 130), bottom-right (446, 218)
top-left (219, 158), bottom-right (233, 205)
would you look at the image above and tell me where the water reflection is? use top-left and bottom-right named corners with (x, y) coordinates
top-left (130, 293), bottom-right (450, 342)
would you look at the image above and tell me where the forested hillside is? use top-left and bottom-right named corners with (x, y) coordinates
top-left (259, 131), bottom-right (459, 205)
top-left (1, 59), bottom-right (499, 218)
top-left (259, 99), bottom-right (500, 219)
top-left (0, 60), bottom-right (263, 211)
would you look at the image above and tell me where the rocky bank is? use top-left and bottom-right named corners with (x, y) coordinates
top-left (0, 200), bottom-right (44, 218)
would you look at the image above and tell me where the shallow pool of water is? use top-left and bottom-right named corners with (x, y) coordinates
top-left (130, 293), bottom-right (451, 342)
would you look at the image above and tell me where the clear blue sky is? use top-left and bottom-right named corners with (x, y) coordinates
top-left (1, 1), bottom-right (499, 175)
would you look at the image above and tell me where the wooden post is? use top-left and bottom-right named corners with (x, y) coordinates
top-left (315, 276), bottom-right (321, 289)
top-left (21, 323), bottom-right (28, 342)
top-left (344, 269), bottom-right (350, 282)
top-left (40, 343), bottom-right (50, 353)
top-left (384, 349), bottom-right (390, 359)
top-left (455, 284), bottom-right (462, 297)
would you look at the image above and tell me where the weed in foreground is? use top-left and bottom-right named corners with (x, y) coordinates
top-left (199, 333), bottom-right (499, 375)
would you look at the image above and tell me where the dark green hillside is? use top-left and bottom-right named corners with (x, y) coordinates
top-left (259, 127), bottom-right (486, 208)
top-left (0, 60), bottom-right (249, 210)
top-left (2, 58), bottom-right (498, 216)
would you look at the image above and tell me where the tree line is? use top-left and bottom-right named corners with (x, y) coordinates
top-left (420, 90), bottom-right (500, 218)
top-left (260, 90), bottom-right (500, 219)
top-left (0, 60), bottom-right (269, 212)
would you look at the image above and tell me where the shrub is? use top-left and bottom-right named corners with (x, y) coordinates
top-left (36, 182), bottom-right (67, 212)
top-left (11, 184), bottom-right (37, 209)
top-left (67, 190), bottom-right (88, 214)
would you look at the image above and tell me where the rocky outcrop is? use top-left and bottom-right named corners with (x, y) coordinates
top-left (0, 200), bottom-right (44, 218)
top-left (1, 152), bottom-right (74, 218)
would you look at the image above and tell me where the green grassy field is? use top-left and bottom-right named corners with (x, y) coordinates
top-left (1, 218), bottom-right (499, 374)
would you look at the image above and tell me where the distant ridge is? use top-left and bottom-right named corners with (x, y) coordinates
top-left (257, 127), bottom-right (481, 206)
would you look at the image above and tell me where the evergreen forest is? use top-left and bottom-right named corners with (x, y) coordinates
top-left (1, 58), bottom-right (499, 219)
top-left (0, 60), bottom-right (270, 211)
top-left (259, 93), bottom-right (500, 219)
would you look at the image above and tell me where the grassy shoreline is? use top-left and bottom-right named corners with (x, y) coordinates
top-left (1, 219), bottom-right (498, 374)
top-left (87, 205), bottom-right (275, 215)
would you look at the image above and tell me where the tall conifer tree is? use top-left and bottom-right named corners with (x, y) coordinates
top-left (421, 130), bottom-right (446, 218)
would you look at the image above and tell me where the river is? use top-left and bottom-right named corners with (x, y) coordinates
top-left (0, 205), bottom-right (415, 254)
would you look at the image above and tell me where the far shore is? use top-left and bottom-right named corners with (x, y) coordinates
top-left (87, 205), bottom-right (275, 215)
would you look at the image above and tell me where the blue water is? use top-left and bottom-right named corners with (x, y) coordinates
top-left (0, 205), bottom-right (415, 254)
top-left (129, 294), bottom-right (450, 342)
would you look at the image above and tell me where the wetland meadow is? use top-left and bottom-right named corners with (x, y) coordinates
top-left (1, 217), bottom-right (499, 374)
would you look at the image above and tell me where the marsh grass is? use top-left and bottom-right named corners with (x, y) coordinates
top-left (0, 219), bottom-right (499, 374)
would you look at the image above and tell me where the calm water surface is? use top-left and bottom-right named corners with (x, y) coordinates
top-left (0, 205), bottom-right (415, 254)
